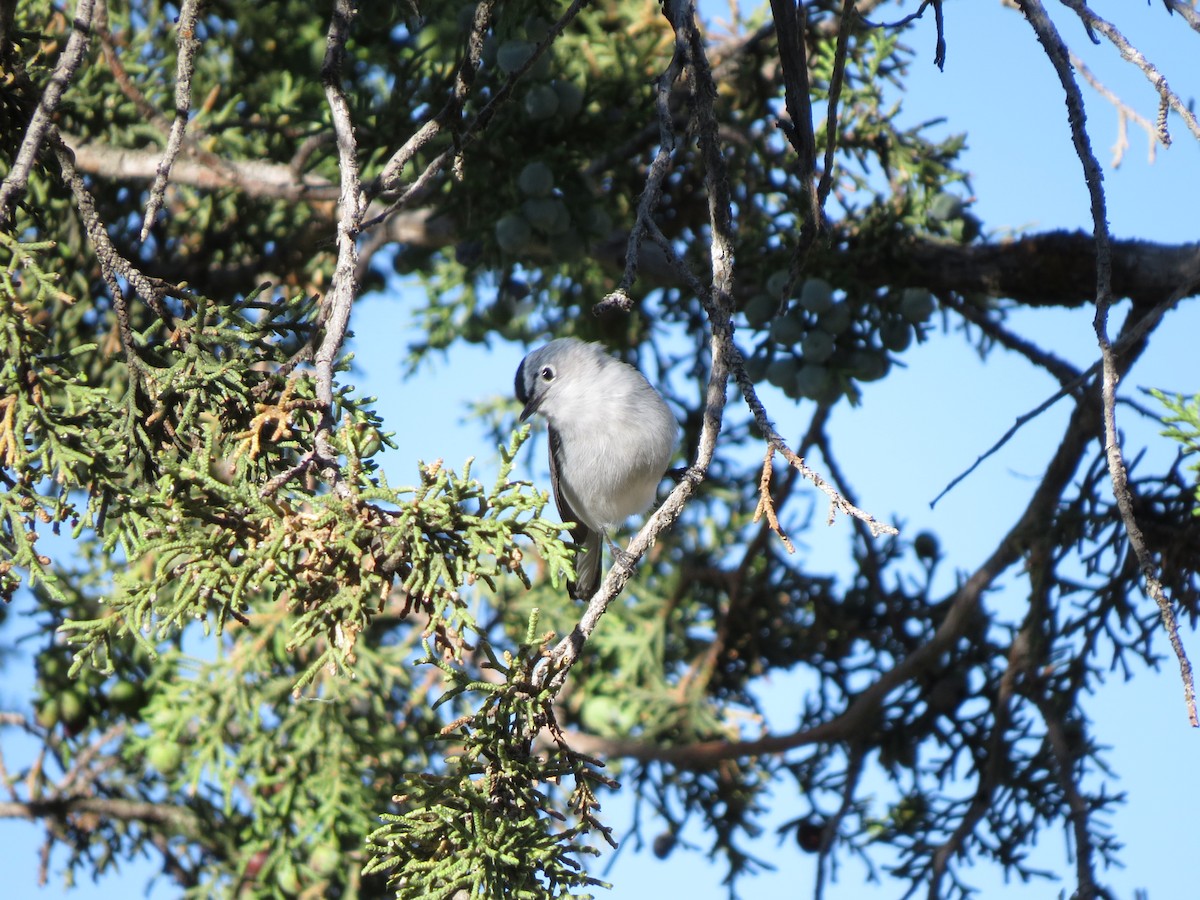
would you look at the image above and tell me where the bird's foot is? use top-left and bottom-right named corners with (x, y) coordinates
top-left (607, 537), bottom-right (636, 568)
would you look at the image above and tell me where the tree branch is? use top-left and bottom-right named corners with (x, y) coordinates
top-left (0, 795), bottom-right (202, 836)
top-left (560, 377), bottom-right (1114, 765)
top-left (139, 0), bottom-right (202, 240)
top-left (0, 0), bottom-right (96, 228)
top-left (1058, 0), bottom-right (1200, 145)
top-left (310, 0), bottom-right (366, 501)
top-left (1020, 0), bottom-right (1197, 726)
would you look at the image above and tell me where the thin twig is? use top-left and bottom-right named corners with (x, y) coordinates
top-left (547, 0), bottom-right (738, 687)
top-left (1032, 694), bottom-right (1103, 899)
top-left (816, 0), bottom-right (858, 208)
top-left (1161, 0), bottom-right (1200, 33)
top-left (369, 0), bottom-right (498, 196)
top-left (814, 745), bottom-right (865, 900)
top-left (140, 0), bottom-right (203, 240)
top-left (1022, 0), bottom-right (1196, 726)
top-left (50, 136), bottom-right (146, 377)
top-left (259, 451), bottom-right (316, 499)
top-left (1071, 51), bottom-right (1163, 167)
top-left (311, 0), bottom-right (367, 500)
top-left (1058, 0), bottom-right (1200, 145)
top-left (928, 601), bottom-right (1037, 895)
top-left (933, 289), bottom-right (1183, 507)
top-left (561, 389), bottom-right (1126, 766)
top-left (768, 0), bottom-right (820, 232)
top-left (596, 29), bottom-right (686, 313)
top-left (0, 0), bottom-right (97, 228)
top-left (945, 294), bottom-right (1082, 386)
top-left (753, 448), bottom-right (795, 553)
top-left (363, 0), bottom-right (590, 231)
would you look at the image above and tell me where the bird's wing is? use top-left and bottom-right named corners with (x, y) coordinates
top-left (548, 425), bottom-right (595, 600)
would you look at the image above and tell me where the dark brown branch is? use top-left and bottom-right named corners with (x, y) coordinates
top-left (369, 0), bottom-right (496, 197)
top-left (932, 278), bottom-right (1180, 508)
top-left (768, 0), bottom-right (820, 231)
top-left (60, 133), bottom-right (1200, 310)
top-left (894, 231), bottom-right (1200, 309)
top-left (944, 293), bottom-right (1082, 386)
top-left (595, 17), bottom-right (686, 314)
top-left (1032, 694), bottom-right (1104, 899)
top-left (928, 617), bottom-right (1036, 896)
top-left (816, 0), bottom-right (857, 208)
top-left (0, 795), bottom-right (202, 836)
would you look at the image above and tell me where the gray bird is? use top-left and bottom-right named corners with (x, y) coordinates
top-left (514, 338), bottom-right (678, 600)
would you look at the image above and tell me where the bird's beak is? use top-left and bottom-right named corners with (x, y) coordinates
top-left (519, 396), bottom-right (542, 422)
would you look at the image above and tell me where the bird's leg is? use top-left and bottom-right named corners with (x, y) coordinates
top-left (606, 533), bottom-right (635, 567)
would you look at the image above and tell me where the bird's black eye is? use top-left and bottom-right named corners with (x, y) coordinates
top-left (540, 365), bottom-right (555, 382)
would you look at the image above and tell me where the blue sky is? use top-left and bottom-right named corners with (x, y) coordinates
top-left (3, 1), bottom-right (1198, 898)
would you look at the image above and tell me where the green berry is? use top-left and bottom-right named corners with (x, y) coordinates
top-left (819, 302), bottom-right (853, 335)
top-left (900, 288), bottom-right (935, 323)
top-left (495, 214), bottom-right (532, 253)
top-left (879, 319), bottom-right (913, 352)
top-left (850, 350), bottom-right (889, 382)
top-left (517, 162), bottom-right (555, 197)
top-left (310, 844), bottom-right (340, 877)
top-left (743, 293), bottom-right (776, 329)
top-left (147, 741), bottom-right (184, 775)
top-left (913, 531), bottom-right (940, 561)
top-left (581, 206), bottom-right (612, 237)
top-left (766, 358), bottom-right (797, 389)
top-left (524, 16), bottom-right (552, 41)
top-left (743, 351), bottom-right (770, 382)
top-left (521, 197), bottom-right (570, 235)
top-left (770, 314), bottom-right (805, 346)
top-left (765, 270), bottom-right (790, 297)
top-left (107, 680), bottom-right (146, 715)
top-left (929, 191), bottom-right (964, 222)
top-left (523, 84), bottom-right (560, 120)
top-left (801, 330), bottom-right (835, 364)
top-left (794, 365), bottom-right (835, 401)
top-left (275, 860), bottom-right (300, 895)
top-left (35, 696), bottom-right (60, 730)
top-left (549, 228), bottom-right (585, 261)
top-left (551, 80), bottom-right (584, 118)
top-left (652, 832), bottom-right (677, 860)
top-left (799, 278), bottom-right (835, 314)
top-left (496, 40), bottom-right (535, 74)
top-left (59, 690), bottom-right (89, 729)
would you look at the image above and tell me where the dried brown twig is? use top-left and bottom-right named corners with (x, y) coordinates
top-left (753, 448), bottom-right (795, 554)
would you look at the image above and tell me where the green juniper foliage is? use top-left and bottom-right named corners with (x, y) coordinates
top-left (1, 1), bottom-right (1198, 899)
top-left (365, 615), bottom-right (615, 900)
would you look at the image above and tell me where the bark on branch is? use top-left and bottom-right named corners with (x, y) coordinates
top-left (59, 137), bottom-right (1200, 309)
